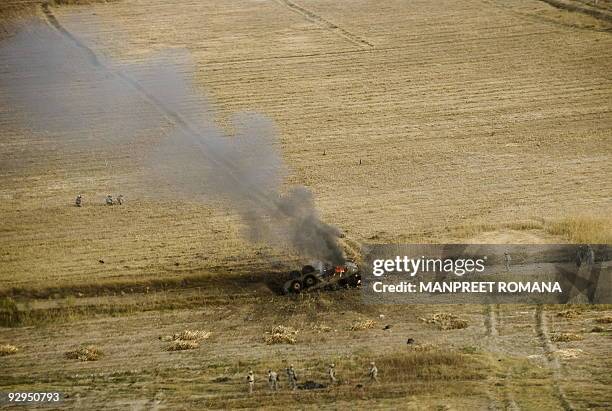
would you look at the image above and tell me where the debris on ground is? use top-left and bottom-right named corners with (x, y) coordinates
top-left (350, 319), bottom-right (375, 331)
top-left (590, 326), bottom-right (605, 333)
top-left (420, 312), bottom-right (468, 330)
top-left (406, 338), bottom-right (415, 344)
top-left (211, 376), bottom-right (230, 383)
top-left (550, 332), bottom-right (584, 342)
top-left (65, 345), bottom-right (103, 361)
top-left (298, 380), bottom-right (327, 390)
top-left (383, 324), bottom-right (392, 330)
top-left (166, 341), bottom-right (199, 351)
top-left (264, 325), bottom-right (298, 345)
top-left (0, 344), bottom-right (18, 356)
top-left (555, 348), bottom-right (583, 359)
top-left (594, 316), bottom-right (612, 324)
top-left (556, 309), bottom-right (580, 319)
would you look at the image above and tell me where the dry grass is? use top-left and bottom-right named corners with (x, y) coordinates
top-left (349, 319), bottom-right (375, 331)
top-left (166, 340), bottom-right (199, 351)
top-left (264, 325), bottom-right (298, 345)
top-left (65, 345), bottom-right (103, 361)
top-left (420, 313), bottom-right (469, 330)
top-left (555, 348), bottom-right (584, 359)
top-left (544, 216), bottom-right (612, 243)
top-left (0, 344), bottom-right (19, 356)
top-left (376, 349), bottom-right (488, 382)
top-left (550, 332), bottom-right (584, 342)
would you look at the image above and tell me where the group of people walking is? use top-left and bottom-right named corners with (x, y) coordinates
top-left (246, 362), bottom-right (378, 394)
top-left (74, 194), bottom-right (124, 207)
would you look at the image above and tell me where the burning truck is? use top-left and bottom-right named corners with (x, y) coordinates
top-left (283, 261), bottom-right (361, 294)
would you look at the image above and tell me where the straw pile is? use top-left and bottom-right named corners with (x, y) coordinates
top-left (420, 313), bottom-right (468, 330)
top-left (349, 319), bottom-right (375, 331)
top-left (264, 325), bottom-right (298, 345)
top-left (65, 345), bottom-right (103, 361)
top-left (0, 344), bottom-right (18, 356)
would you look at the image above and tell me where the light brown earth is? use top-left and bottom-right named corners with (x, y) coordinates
top-left (0, 0), bottom-right (611, 409)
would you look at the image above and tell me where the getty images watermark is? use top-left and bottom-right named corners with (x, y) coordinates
top-left (361, 244), bottom-right (611, 304)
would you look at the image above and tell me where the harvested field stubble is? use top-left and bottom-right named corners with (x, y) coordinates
top-left (349, 319), bottom-right (376, 331)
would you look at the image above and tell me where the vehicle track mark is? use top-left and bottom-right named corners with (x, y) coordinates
top-left (275, 0), bottom-right (373, 48)
top-left (534, 305), bottom-right (575, 411)
top-left (483, 304), bottom-right (521, 411)
top-left (538, 0), bottom-right (612, 22)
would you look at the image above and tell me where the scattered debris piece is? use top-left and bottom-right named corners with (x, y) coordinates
top-left (65, 345), bottom-right (103, 361)
top-left (420, 312), bottom-right (468, 330)
top-left (264, 325), bottom-right (298, 345)
top-left (98, 260), bottom-right (104, 264)
top-left (350, 319), bottom-right (375, 331)
top-left (550, 332), bottom-right (584, 343)
top-left (406, 338), bottom-right (415, 344)
top-left (212, 376), bottom-right (230, 383)
top-left (590, 326), bottom-right (605, 333)
top-left (0, 344), bottom-right (18, 356)
top-left (383, 324), bottom-right (392, 330)
top-left (595, 316), bottom-right (612, 324)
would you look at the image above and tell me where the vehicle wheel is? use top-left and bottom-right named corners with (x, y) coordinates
top-left (290, 270), bottom-right (301, 279)
top-left (289, 280), bottom-right (302, 293)
top-left (303, 274), bottom-right (317, 288)
top-left (347, 274), bottom-right (361, 288)
top-left (301, 265), bottom-right (316, 275)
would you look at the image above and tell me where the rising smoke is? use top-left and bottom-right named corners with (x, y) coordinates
top-left (0, 18), bottom-right (345, 264)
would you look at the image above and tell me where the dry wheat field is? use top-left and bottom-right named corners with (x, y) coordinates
top-left (0, 0), bottom-right (611, 409)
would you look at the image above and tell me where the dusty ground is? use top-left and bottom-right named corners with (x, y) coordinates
top-left (0, 0), bottom-right (611, 409)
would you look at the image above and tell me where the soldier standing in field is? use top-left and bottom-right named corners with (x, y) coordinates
top-left (75, 194), bottom-right (82, 207)
top-left (504, 252), bottom-right (511, 272)
top-left (328, 363), bottom-right (337, 385)
top-left (268, 369), bottom-right (278, 391)
top-left (105, 195), bottom-right (114, 206)
top-left (368, 362), bottom-right (379, 384)
top-left (116, 194), bottom-right (124, 205)
top-left (286, 365), bottom-right (298, 391)
top-left (246, 370), bottom-right (255, 394)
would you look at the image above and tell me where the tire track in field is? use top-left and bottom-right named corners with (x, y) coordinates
top-left (483, 304), bottom-right (521, 411)
top-left (274, 0), bottom-right (374, 48)
top-left (534, 305), bottom-right (575, 411)
top-left (538, 0), bottom-right (612, 22)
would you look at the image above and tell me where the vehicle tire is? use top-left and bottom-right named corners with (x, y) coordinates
top-left (301, 265), bottom-right (316, 275)
top-left (289, 280), bottom-right (302, 294)
top-left (303, 274), bottom-right (317, 288)
top-left (290, 270), bottom-right (301, 279)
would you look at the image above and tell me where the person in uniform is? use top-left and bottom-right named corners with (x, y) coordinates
top-left (246, 370), bottom-right (255, 394)
top-left (268, 369), bottom-right (278, 391)
top-left (75, 194), bottom-right (82, 207)
top-left (368, 362), bottom-right (379, 384)
top-left (116, 194), bottom-right (124, 205)
top-left (105, 195), bottom-right (114, 206)
top-left (328, 363), bottom-right (337, 384)
top-left (503, 252), bottom-right (511, 272)
top-left (286, 365), bottom-right (298, 391)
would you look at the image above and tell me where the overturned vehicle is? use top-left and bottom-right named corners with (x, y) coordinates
top-left (283, 261), bottom-right (361, 294)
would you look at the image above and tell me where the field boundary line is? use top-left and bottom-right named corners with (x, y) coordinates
top-left (274, 0), bottom-right (373, 48)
